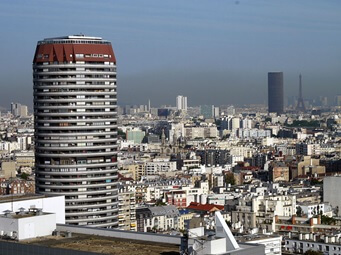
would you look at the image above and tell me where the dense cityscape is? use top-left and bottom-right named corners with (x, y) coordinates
top-left (0, 37), bottom-right (341, 254)
top-left (0, 1), bottom-right (341, 255)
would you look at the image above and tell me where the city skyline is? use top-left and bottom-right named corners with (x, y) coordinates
top-left (1, 1), bottom-right (341, 253)
top-left (0, 0), bottom-right (340, 108)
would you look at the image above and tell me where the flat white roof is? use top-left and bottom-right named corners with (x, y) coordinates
top-left (44, 35), bottom-right (102, 40)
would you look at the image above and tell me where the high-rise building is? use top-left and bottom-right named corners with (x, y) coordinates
top-left (200, 105), bottom-right (214, 119)
top-left (11, 103), bottom-right (28, 117)
top-left (176, 95), bottom-right (187, 111)
top-left (268, 72), bottom-right (284, 115)
top-left (33, 35), bottom-right (118, 227)
top-left (335, 95), bottom-right (341, 106)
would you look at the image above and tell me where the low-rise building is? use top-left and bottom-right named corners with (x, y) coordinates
top-left (136, 205), bottom-right (180, 232)
top-left (118, 190), bottom-right (137, 231)
top-left (0, 208), bottom-right (56, 241)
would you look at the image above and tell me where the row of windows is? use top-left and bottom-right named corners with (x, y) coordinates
top-left (38, 141), bottom-right (116, 147)
top-left (75, 53), bottom-right (111, 58)
top-left (39, 156), bottom-right (116, 164)
top-left (34, 67), bottom-right (116, 72)
top-left (34, 81), bottom-right (115, 86)
top-left (34, 100), bottom-right (116, 106)
top-left (36, 109), bottom-right (117, 114)
top-left (35, 61), bottom-right (115, 65)
top-left (38, 40), bottom-right (111, 45)
top-left (37, 53), bottom-right (112, 60)
top-left (35, 128), bottom-right (116, 134)
top-left (34, 74), bottom-right (116, 79)
top-left (288, 241), bottom-right (341, 252)
top-left (38, 135), bottom-right (116, 140)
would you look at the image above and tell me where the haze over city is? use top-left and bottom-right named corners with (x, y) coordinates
top-left (2, 1), bottom-right (341, 255)
top-left (0, 0), bottom-right (341, 108)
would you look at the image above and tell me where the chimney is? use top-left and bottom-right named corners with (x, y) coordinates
top-left (292, 215), bottom-right (296, 225)
top-left (275, 215), bottom-right (279, 223)
top-left (310, 218), bottom-right (315, 226)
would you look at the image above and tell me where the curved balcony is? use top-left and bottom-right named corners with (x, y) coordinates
top-left (35, 151), bottom-right (116, 158)
top-left (65, 202), bottom-right (118, 210)
top-left (34, 91), bottom-right (116, 96)
top-left (36, 188), bottom-right (117, 196)
top-left (38, 182), bottom-right (116, 190)
top-left (36, 131), bottom-right (117, 137)
top-left (66, 214), bottom-right (119, 224)
top-left (34, 63), bottom-right (115, 69)
top-left (34, 98), bottom-right (117, 103)
top-left (66, 208), bottom-right (117, 217)
top-left (65, 195), bottom-right (118, 203)
top-left (34, 70), bottom-right (115, 76)
top-left (34, 105), bottom-right (116, 110)
top-left (37, 175), bottom-right (117, 183)
top-left (36, 138), bottom-right (116, 144)
top-left (36, 163), bottom-right (117, 170)
top-left (34, 112), bottom-right (115, 117)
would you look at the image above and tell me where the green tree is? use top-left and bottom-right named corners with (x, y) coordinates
top-left (117, 129), bottom-right (126, 139)
top-left (225, 172), bottom-right (236, 186)
top-left (304, 249), bottom-right (323, 255)
top-left (321, 215), bottom-right (336, 225)
top-left (296, 206), bottom-right (303, 217)
top-left (20, 172), bottom-right (29, 180)
top-left (155, 200), bottom-right (167, 206)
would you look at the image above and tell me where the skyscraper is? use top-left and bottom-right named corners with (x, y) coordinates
top-left (200, 105), bottom-right (214, 119)
top-left (33, 35), bottom-right (118, 227)
top-left (176, 95), bottom-right (187, 111)
top-left (268, 72), bottom-right (284, 115)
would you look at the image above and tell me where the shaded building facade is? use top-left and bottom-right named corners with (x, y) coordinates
top-left (268, 72), bottom-right (284, 115)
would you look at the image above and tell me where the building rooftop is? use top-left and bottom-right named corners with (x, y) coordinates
top-left (23, 234), bottom-right (180, 255)
top-left (44, 35), bottom-right (102, 40)
top-left (0, 194), bottom-right (46, 203)
top-left (235, 234), bottom-right (281, 243)
top-left (38, 35), bottom-right (110, 45)
top-left (186, 202), bottom-right (224, 212)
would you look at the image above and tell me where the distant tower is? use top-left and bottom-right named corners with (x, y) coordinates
top-left (296, 74), bottom-right (306, 112)
top-left (161, 129), bottom-right (166, 145)
top-left (176, 95), bottom-right (187, 111)
top-left (268, 72), bottom-right (284, 115)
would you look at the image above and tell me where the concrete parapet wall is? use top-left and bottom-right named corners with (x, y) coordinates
top-left (56, 224), bottom-right (182, 245)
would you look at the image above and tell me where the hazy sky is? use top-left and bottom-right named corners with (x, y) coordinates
top-left (0, 0), bottom-right (340, 109)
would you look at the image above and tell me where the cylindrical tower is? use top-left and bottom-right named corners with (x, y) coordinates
top-left (268, 72), bottom-right (284, 115)
top-left (33, 35), bottom-right (118, 228)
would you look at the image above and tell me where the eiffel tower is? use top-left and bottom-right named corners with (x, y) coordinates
top-left (296, 74), bottom-right (306, 112)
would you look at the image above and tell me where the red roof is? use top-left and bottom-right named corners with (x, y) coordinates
top-left (186, 202), bottom-right (224, 212)
top-left (33, 43), bottom-right (116, 63)
top-left (118, 173), bottom-right (134, 181)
